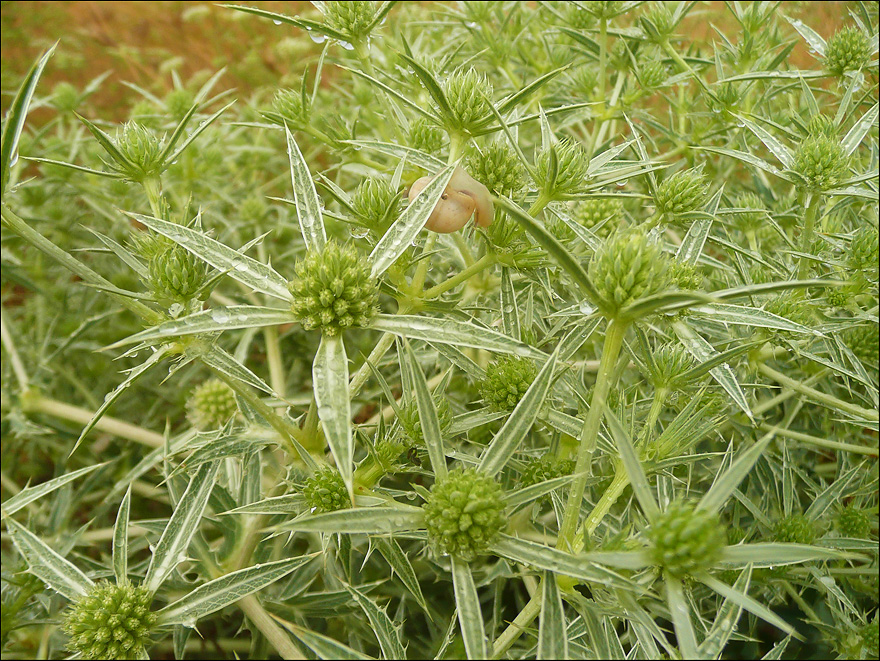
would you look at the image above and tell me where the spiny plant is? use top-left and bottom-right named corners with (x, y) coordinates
top-left (1, 2), bottom-right (878, 660)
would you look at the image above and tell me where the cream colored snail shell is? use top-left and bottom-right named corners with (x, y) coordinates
top-left (408, 166), bottom-right (493, 233)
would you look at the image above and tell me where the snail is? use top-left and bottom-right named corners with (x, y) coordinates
top-left (408, 166), bottom-right (493, 233)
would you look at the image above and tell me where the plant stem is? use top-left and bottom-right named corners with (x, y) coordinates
top-left (423, 253), bottom-right (497, 299)
top-left (0, 312), bottom-right (29, 390)
top-left (491, 590), bottom-right (542, 658)
top-left (558, 318), bottom-right (628, 549)
top-left (598, 17), bottom-right (608, 105)
top-left (23, 394), bottom-right (165, 448)
top-left (411, 233), bottom-right (437, 294)
top-left (757, 362), bottom-right (878, 422)
top-left (574, 467), bottom-right (631, 551)
top-left (349, 329), bottom-right (397, 399)
top-left (263, 326), bottom-right (286, 399)
top-left (237, 595), bottom-right (305, 660)
top-left (797, 191), bottom-right (820, 281)
top-left (759, 422), bottom-right (878, 456)
top-left (142, 176), bottom-right (163, 218)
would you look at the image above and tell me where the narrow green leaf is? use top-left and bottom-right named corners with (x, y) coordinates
top-left (112, 486), bottom-right (132, 585)
top-left (71, 345), bottom-right (171, 456)
top-left (292, 625), bottom-right (374, 660)
top-left (278, 507), bottom-right (425, 534)
top-left (673, 319), bottom-right (753, 421)
top-left (221, 494), bottom-right (302, 515)
top-left (285, 125), bottom-right (326, 253)
top-left (370, 165), bottom-right (454, 278)
top-left (1, 464), bottom-right (104, 516)
top-left (163, 101), bottom-right (235, 165)
top-left (720, 542), bottom-right (855, 566)
top-left (697, 567), bottom-right (752, 658)
top-left (783, 14), bottom-right (827, 55)
top-left (665, 574), bottom-right (699, 660)
top-left (841, 102), bottom-right (878, 157)
top-left (401, 339), bottom-right (447, 479)
top-left (199, 345), bottom-right (276, 396)
top-left (345, 584), bottom-right (406, 660)
top-left (698, 435), bottom-right (773, 514)
top-left (157, 103), bottom-right (200, 164)
top-left (341, 66), bottom-right (441, 122)
top-left (479, 348), bottom-right (559, 476)
top-left (1, 43), bottom-right (56, 194)
top-left (500, 268), bottom-right (521, 340)
top-left (23, 156), bottom-right (123, 178)
top-left (734, 114), bottom-right (794, 168)
top-left (144, 460), bottom-right (220, 594)
top-left (220, 4), bottom-right (351, 43)
top-left (374, 538), bottom-right (428, 612)
top-left (396, 51), bottom-right (452, 120)
top-left (159, 556), bottom-right (317, 626)
top-left (105, 306), bottom-right (298, 349)
top-left (538, 570), bottom-right (567, 660)
top-left (690, 303), bottom-right (821, 335)
top-left (498, 196), bottom-right (599, 302)
top-left (603, 405), bottom-right (659, 522)
top-left (343, 140), bottom-right (445, 172)
top-left (504, 473), bottom-right (579, 509)
top-left (313, 335), bottom-right (353, 501)
top-left (697, 146), bottom-right (790, 180)
top-left (5, 517), bottom-right (94, 601)
top-left (451, 557), bottom-right (488, 660)
top-left (700, 572), bottom-right (801, 640)
top-left (497, 66), bottom-right (569, 115)
top-left (127, 212), bottom-right (291, 301)
top-left (369, 314), bottom-right (543, 358)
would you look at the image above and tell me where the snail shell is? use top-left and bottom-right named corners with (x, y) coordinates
top-left (408, 166), bottom-right (493, 233)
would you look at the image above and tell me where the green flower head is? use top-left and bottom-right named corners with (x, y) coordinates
top-left (398, 397), bottom-right (453, 445)
top-left (824, 26), bottom-right (871, 75)
top-left (441, 68), bottom-right (494, 135)
top-left (322, 0), bottom-right (377, 40)
top-left (63, 582), bottom-right (157, 660)
top-left (791, 133), bottom-right (850, 191)
top-left (424, 467), bottom-right (506, 561)
top-left (352, 177), bottom-right (398, 231)
top-left (535, 138), bottom-right (591, 198)
top-left (773, 513), bottom-right (818, 545)
top-left (303, 467), bottom-right (350, 513)
top-left (647, 500), bottom-right (726, 577)
top-left (573, 197), bottom-right (623, 237)
top-left (114, 122), bottom-right (164, 181)
top-left (481, 356), bottom-right (538, 411)
top-left (148, 243), bottom-right (208, 303)
top-left (288, 241), bottom-right (380, 335)
top-left (588, 230), bottom-right (672, 318)
top-left (186, 379), bottom-right (238, 430)
top-left (466, 141), bottom-right (526, 197)
top-left (654, 167), bottom-right (709, 217)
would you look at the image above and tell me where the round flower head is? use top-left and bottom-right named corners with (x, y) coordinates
top-left (271, 88), bottom-right (307, 126)
top-left (63, 582), bottom-right (157, 660)
top-left (408, 118), bottom-right (444, 154)
top-left (588, 230), bottom-right (672, 318)
top-left (843, 324), bottom-right (879, 368)
top-left (535, 138), bottom-right (590, 198)
top-left (654, 167), bottom-right (709, 218)
top-left (520, 454), bottom-right (575, 489)
top-left (303, 467), bottom-right (350, 513)
top-left (352, 177), bottom-right (398, 231)
top-left (773, 513), bottom-right (817, 545)
top-left (441, 68), bottom-right (493, 135)
top-left (847, 225), bottom-right (879, 278)
top-left (322, 0), bottom-right (377, 40)
top-left (186, 379), bottom-right (238, 430)
top-left (148, 243), bottom-right (208, 303)
top-left (836, 504), bottom-right (873, 539)
top-left (481, 356), bottom-right (538, 411)
top-left (164, 88), bottom-right (194, 121)
top-left (824, 26), bottom-right (871, 75)
top-left (806, 114), bottom-right (837, 139)
top-left (668, 258), bottom-right (702, 292)
top-left (398, 397), bottom-right (453, 445)
top-left (466, 141), bottom-right (526, 197)
top-left (51, 82), bottom-right (80, 112)
top-left (638, 59), bottom-right (668, 90)
top-left (573, 198), bottom-right (623, 237)
top-left (288, 241), bottom-right (380, 335)
top-left (114, 122), bottom-right (163, 181)
top-left (791, 134), bottom-right (850, 191)
top-left (646, 344), bottom-right (695, 389)
top-left (647, 500), bottom-right (725, 577)
top-left (729, 192), bottom-right (766, 232)
top-left (424, 467), bottom-right (506, 561)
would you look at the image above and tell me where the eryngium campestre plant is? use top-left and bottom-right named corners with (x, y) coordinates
top-left (3, 3), bottom-right (878, 660)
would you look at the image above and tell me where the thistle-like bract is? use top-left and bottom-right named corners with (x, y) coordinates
top-left (843, 324), bottom-right (879, 368)
top-left (520, 454), bottom-right (575, 488)
top-left (647, 500), bottom-right (726, 577)
top-left (791, 133), bottom-right (850, 191)
top-left (835, 504), bottom-right (872, 539)
top-left (148, 243), bottom-right (208, 303)
top-left (322, 1), bottom-right (376, 41)
top-left (424, 467), bottom-right (506, 561)
top-left (352, 177), bottom-right (397, 229)
top-left (398, 397), bottom-right (453, 445)
top-left (288, 241), bottom-right (379, 335)
top-left (62, 582), bottom-right (156, 660)
top-left (535, 138), bottom-right (591, 198)
top-left (186, 378), bottom-right (238, 430)
top-left (441, 68), bottom-right (494, 135)
top-left (654, 167), bottom-right (709, 217)
top-left (481, 356), bottom-right (538, 411)
top-left (114, 122), bottom-right (163, 181)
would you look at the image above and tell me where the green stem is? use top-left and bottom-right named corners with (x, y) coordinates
top-left (411, 233), bottom-right (437, 293)
top-left (141, 177), bottom-right (163, 218)
top-left (598, 17), bottom-right (608, 108)
top-left (23, 394), bottom-right (165, 448)
top-left (423, 253), bottom-right (497, 299)
top-left (574, 467), bottom-right (630, 552)
top-left (758, 422), bottom-right (878, 456)
top-left (349, 330), bottom-right (397, 399)
top-left (638, 387), bottom-right (668, 446)
top-left (263, 326), bottom-right (286, 399)
top-left (662, 40), bottom-right (710, 92)
top-left (558, 318), bottom-right (628, 548)
top-left (491, 591), bottom-right (542, 658)
top-left (757, 363), bottom-right (878, 422)
top-left (797, 191), bottom-right (821, 281)
top-left (0, 312), bottom-right (29, 390)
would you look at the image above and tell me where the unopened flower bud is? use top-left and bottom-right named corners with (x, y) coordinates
top-left (187, 379), bottom-right (238, 430)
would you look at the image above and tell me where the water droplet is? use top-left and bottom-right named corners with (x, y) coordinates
top-left (338, 40), bottom-right (355, 51)
top-left (616, 179), bottom-right (628, 188)
top-left (273, 19), bottom-right (282, 25)
top-left (211, 309), bottom-right (230, 323)
top-left (513, 345), bottom-right (532, 357)
top-left (465, 21), bottom-right (478, 28)
top-left (579, 302), bottom-right (595, 316)
top-left (234, 261), bottom-right (250, 273)
top-left (309, 32), bottom-right (327, 44)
